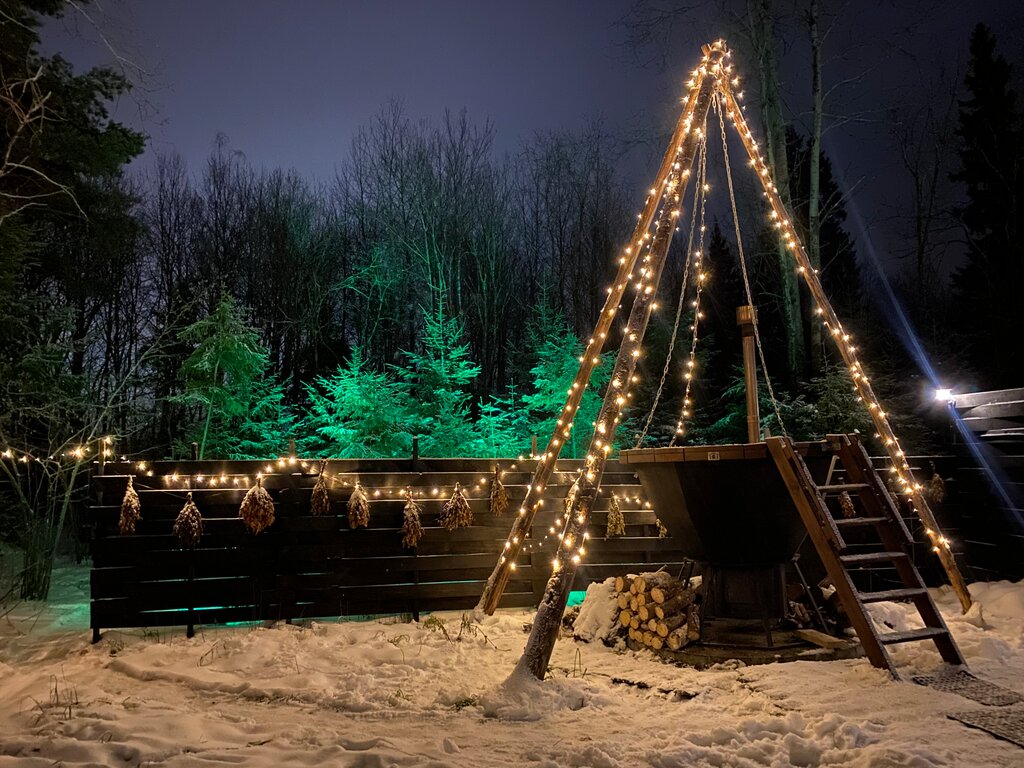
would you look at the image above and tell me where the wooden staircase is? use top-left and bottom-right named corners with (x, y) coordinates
top-left (766, 434), bottom-right (965, 679)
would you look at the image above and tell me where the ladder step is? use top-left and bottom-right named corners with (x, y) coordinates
top-left (859, 587), bottom-right (928, 604)
top-left (877, 626), bottom-right (949, 646)
top-left (839, 551), bottom-right (908, 565)
top-left (818, 483), bottom-right (871, 493)
top-left (834, 516), bottom-right (887, 527)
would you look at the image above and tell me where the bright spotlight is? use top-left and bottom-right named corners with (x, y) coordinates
top-left (934, 388), bottom-right (954, 403)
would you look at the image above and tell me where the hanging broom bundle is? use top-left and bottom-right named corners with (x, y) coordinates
top-left (118, 475), bottom-right (142, 535)
top-left (173, 492), bottom-right (203, 548)
top-left (606, 492), bottom-right (625, 538)
top-left (489, 466), bottom-right (509, 517)
top-left (401, 490), bottom-right (424, 548)
top-left (311, 460), bottom-right (331, 516)
top-left (838, 490), bottom-right (857, 519)
top-left (439, 483), bottom-right (472, 531)
top-left (656, 518), bottom-right (669, 539)
top-left (347, 481), bottom-right (370, 528)
top-left (239, 476), bottom-right (275, 534)
top-left (926, 471), bottom-right (947, 504)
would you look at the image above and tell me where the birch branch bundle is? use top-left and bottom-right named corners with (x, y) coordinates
top-left (118, 475), bottom-right (141, 535)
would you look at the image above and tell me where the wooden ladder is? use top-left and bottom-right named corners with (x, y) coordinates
top-left (766, 434), bottom-right (965, 679)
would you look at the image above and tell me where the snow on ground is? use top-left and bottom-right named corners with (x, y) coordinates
top-left (1, 564), bottom-right (1023, 767)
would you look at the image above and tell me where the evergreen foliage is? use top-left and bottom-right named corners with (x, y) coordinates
top-left (400, 305), bottom-right (482, 457)
top-left (0, 0), bottom-right (145, 599)
top-left (476, 385), bottom-right (531, 458)
top-left (174, 294), bottom-right (293, 459)
top-left (522, 306), bottom-right (611, 458)
top-left (690, 363), bottom-right (872, 445)
top-left (302, 346), bottom-right (413, 458)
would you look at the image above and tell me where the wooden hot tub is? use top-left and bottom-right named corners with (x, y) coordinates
top-left (620, 441), bottom-right (835, 630)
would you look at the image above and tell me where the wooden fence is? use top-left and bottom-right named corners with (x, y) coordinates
top-left (89, 458), bottom-right (687, 639)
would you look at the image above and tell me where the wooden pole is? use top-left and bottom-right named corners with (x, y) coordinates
top-left (737, 305), bottom-right (760, 443)
top-left (717, 81), bottom-right (972, 612)
top-left (475, 44), bottom-right (724, 616)
top-left (513, 42), bottom-right (728, 678)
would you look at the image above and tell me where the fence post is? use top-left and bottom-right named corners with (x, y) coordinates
top-left (412, 435), bottom-right (419, 461)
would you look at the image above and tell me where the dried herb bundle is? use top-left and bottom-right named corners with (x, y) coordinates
top-left (605, 493), bottom-right (625, 538)
top-left (656, 518), bottom-right (668, 539)
top-left (489, 466), bottom-right (509, 517)
top-left (239, 476), bottom-right (275, 534)
top-left (838, 491), bottom-right (857, 519)
top-left (311, 461), bottom-right (331, 516)
top-left (348, 481), bottom-right (370, 528)
top-left (173, 492), bottom-right (203, 547)
top-left (926, 472), bottom-right (947, 504)
top-left (401, 491), bottom-right (424, 548)
top-left (118, 475), bottom-right (141, 535)
top-left (439, 483), bottom-right (472, 531)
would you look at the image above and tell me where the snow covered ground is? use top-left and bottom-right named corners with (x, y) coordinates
top-left (1, 564), bottom-right (1023, 767)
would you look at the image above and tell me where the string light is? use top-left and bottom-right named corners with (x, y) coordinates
top-left (671, 132), bottom-right (711, 445)
top-left (715, 65), bottom-right (970, 608)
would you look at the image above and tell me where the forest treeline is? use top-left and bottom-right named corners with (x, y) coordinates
top-left (1, 2), bottom-right (1022, 595)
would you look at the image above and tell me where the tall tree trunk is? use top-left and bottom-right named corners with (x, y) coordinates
top-left (198, 358), bottom-right (219, 459)
top-left (751, 0), bottom-right (805, 383)
top-left (807, 0), bottom-right (824, 372)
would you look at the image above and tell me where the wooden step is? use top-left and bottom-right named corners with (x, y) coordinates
top-left (834, 516), bottom-right (887, 527)
top-left (839, 551), bottom-right (908, 565)
top-left (859, 587), bottom-right (928, 604)
top-left (818, 483), bottom-right (870, 493)
top-left (877, 626), bottom-right (948, 646)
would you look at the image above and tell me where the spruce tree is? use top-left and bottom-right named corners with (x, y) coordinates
top-left (175, 294), bottom-right (292, 458)
top-left (400, 305), bottom-right (482, 457)
top-left (302, 346), bottom-right (413, 458)
top-left (522, 306), bottom-right (611, 458)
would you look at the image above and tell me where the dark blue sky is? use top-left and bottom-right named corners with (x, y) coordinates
top-left (42, 1), bottom-right (1024, 272)
top-left (46, 2), bottom-right (667, 175)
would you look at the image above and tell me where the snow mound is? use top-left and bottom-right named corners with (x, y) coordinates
top-left (572, 577), bottom-right (618, 642)
top-left (480, 665), bottom-right (613, 721)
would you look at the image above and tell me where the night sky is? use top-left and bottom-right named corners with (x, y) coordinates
top-left (43, 0), bottom-right (1024, 271)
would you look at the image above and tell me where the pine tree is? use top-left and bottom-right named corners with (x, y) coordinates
top-left (952, 24), bottom-right (1024, 388)
top-left (400, 305), bottom-right (482, 457)
top-left (302, 346), bottom-right (413, 458)
top-left (476, 382), bottom-right (531, 457)
top-left (174, 293), bottom-right (292, 458)
top-left (522, 307), bottom-right (611, 459)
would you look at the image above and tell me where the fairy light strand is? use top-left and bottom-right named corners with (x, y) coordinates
top-left (670, 135), bottom-right (711, 445)
top-left (715, 73), bottom-right (971, 611)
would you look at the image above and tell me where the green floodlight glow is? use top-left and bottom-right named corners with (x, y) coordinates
top-left (567, 590), bottom-right (587, 607)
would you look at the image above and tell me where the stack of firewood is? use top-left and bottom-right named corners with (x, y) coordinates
top-left (615, 572), bottom-right (701, 652)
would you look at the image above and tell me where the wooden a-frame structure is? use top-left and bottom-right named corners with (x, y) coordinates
top-left (474, 40), bottom-right (972, 679)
